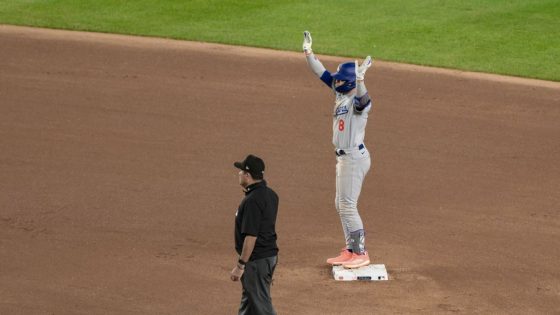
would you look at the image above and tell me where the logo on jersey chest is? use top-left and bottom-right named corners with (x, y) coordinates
top-left (335, 105), bottom-right (349, 116)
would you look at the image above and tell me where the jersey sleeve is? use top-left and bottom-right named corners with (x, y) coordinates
top-left (240, 198), bottom-right (263, 237)
top-left (305, 53), bottom-right (333, 89)
top-left (353, 80), bottom-right (371, 112)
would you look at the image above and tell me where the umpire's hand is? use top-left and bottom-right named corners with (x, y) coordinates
top-left (230, 264), bottom-right (244, 281)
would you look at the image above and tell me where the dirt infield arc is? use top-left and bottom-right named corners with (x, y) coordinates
top-left (1, 25), bottom-right (559, 314)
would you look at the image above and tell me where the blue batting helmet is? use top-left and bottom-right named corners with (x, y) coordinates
top-left (332, 62), bottom-right (356, 93)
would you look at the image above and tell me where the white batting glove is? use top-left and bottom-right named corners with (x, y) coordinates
top-left (355, 56), bottom-right (373, 81)
top-left (303, 31), bottom-right (312, 55)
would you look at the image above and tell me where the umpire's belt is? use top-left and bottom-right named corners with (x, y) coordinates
top-left (335, 144), bottom-right (365, 156)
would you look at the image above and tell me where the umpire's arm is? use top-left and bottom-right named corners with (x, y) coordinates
top-left (231, 235), bottom-right (257, 281)
top-left (239, 235), bottom-right (257, 263)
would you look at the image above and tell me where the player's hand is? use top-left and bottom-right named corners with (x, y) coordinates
top-left (230, 264), bottom-right (244, 281)
top-left (355, 56), bottom-right (373, 81)
top-left (303, 31), bottom-right (313, 55)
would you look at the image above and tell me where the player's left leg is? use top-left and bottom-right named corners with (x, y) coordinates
top-left (345, 154), bottom-right (370, 251)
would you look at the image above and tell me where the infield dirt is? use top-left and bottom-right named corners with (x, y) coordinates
top-left (1, 25), bottom-right (559, 314)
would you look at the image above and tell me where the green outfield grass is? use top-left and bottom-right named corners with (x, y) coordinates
top-left (1, 0), bottom-right (559, 81)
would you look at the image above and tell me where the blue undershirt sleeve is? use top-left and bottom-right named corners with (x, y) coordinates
top-left (354, 94), bottom-right (372, 112)
top-left (320, 71), bottom-right (333, 89)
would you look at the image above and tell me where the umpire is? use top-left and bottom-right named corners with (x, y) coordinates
top-left (230, 154), bottom-right (279, 315)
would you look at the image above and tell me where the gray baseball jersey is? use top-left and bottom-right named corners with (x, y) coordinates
top-left (332, 91), bottom-right (371, 150)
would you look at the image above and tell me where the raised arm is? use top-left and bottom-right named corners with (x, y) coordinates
top-left (354, 56), bottom-right (373, 111)
top-left (303, 31), bottom-right (333, 88)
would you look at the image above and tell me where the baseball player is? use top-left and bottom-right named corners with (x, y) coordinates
top-left (303, 31), bottom-right (373, 269)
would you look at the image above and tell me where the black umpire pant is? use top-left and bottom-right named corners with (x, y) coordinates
top-left (238, 256), bottom-right (277, 315)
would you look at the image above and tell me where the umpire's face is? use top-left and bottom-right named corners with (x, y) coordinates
top-left (238, 170), bottom-right (250, 187)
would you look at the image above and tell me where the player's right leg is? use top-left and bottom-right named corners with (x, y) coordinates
top-left (328, 160), bottom-right (353, 265)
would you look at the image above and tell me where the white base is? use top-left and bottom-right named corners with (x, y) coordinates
top-left (332, 264), bottom-right (388, 281)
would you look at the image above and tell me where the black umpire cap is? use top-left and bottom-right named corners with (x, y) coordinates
top-left (234, 154), bottom-right (265, 179)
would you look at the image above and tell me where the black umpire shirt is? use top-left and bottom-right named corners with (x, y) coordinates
top-left (235, 180), bottom-right (279, 261)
